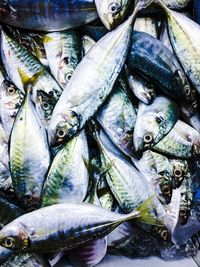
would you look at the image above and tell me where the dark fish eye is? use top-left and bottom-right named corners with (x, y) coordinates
top-left (173, 167), bottom-right (183, 178)
top-left (143, 133), bottom-right (153, 144)
top-left (41, 102), bottom-right (49, 111)
top-left (162, 185), bottom-right (171, 196)
top-left (57, 129), bottom-right (66, 138)
top-left (4, 237), bottom-right (15, 248)
top-left (109, 2), bottom-right (121, 15)
top-left (7, 86), bottom-right (16, 95)
top-left (180, 209), bottom-right (187, 217)
top-left (184, 85), bottom-right (191, 96)
top-left (156, 116), bottom-right (164, 123)
top-left (161, 230), bottom-right (168, 241)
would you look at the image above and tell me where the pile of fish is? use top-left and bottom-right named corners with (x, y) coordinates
top-left (1, 0), bottom-right (200, 266)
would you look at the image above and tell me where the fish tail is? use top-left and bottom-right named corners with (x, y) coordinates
top-left (119, 196), bottom-right (163, 226)
top-left (18, 68), bottom-right (45, 94)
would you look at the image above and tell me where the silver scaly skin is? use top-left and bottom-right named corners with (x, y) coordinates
top-left (48, 9), bottom-right (139, 147)
top-left (42, 130), bottom-right (89, 207)
top-left (0, 199), bottom-right (159, 253)
top-left (153, 120), bottom-right (200, 159)
top-left (43, 31), bottom-right (82, 89)
top-left (9, 86), bottom-right (50, 208)
top-left (133, 96), bottom-right (179, 152)
top-left (1, 31), bottom-right (62, 127)
top-left (97, 79), bottom-right (137, 157)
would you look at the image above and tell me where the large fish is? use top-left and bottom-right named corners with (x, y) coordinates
top-left (0, 0), bottom-right (97, 32)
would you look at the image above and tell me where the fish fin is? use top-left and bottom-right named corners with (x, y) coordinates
top-left (43, 35), bottom-right (54, 44)
top-left (136, 195), bottom-right (163, 226)
top-left (18, 68), bottom-right (45, 93)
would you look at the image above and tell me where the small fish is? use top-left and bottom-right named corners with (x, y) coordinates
top-left (9, 71), bottom-right (51, 208)
top-left (133, 96), bottom-right (179, 151)
top-left (43, 31), bottom-right (82, 89)
top-left (0, 198), bottom-right (160, 253)
top-left (95, 0), bottom-right (132, 30)
top-left (0, 0), bottom-right (98, 32)
top-left (48, 6), bottom-right (143, 147)
top-left (1, 31), bottom-right (62, 127)
top-left (155, 0), bottom-right (200, 95)
top-left (128, 31), bottom-right (193, 101)
top-left (153, 120), bottom-right (200, 159)
top-left (125, 65), bottom-right (156, 104)
top-left (0, 70), bottom-right (24, 137)
top-left (1, 253), bottom-right (50, 267)
top-left (41, 130), bottom-right (89, 207)
top-left (94, 128), bottom-right (149, 213)
top-left (97, 79), bottom-right (137, 157)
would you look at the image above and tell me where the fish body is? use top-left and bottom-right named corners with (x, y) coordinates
top-left (10, 90), bottom-right (50, 208)
top-left (0, 0), bottom-right (97, 32)
top-left (42, 130), bottom-right (89, 207)
top-left (44, 31), bottom-right (82, 89)
top-left (48, 14), bottom-right (136, 147)
top-left (0, 199), bottom-right (158, 252)
top-left (97, 79), bottom-right (137, 157)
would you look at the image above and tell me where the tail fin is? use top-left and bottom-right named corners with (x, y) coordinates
top-left (18, 68), bottom-right (45, 93)
top-left (118, 196), bottom-right (163, 226)
top-left (136, 195), bottom-right (163, 226)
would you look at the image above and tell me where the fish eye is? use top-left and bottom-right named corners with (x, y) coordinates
top-left (161, 230), bottom-right (168, 241)
top-left (180, 209), bottom-right (187, 217)
top-left (41, 101), bottom-right (49, 111)
top-left (173, 167), bottom-right (183, 179)
top-left (156, 116), bottom-right (164, 124)
top-left (184, 85), bottom-right (191, 96)
top-left (162, 185), bottom-right (171, 196)
top-left (109, 2), bottom-right (121, 15)
top-left (57, 128), bottom-right (66, 139)
top-left (143, 133), bottom-right (153, 144)
top-left (4, 237), bottom-right (15, 248)
top-left (7, 86), bottom-right (16, 95)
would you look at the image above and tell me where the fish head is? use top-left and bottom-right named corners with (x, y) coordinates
top-left (0, 223), bottom-right (30, 251)
top-left (171, 160), bottom-right (187, 188)
top-left (57, 58), bottom-right (74, 88)
top-left (48, 109), bottom-right (81, 147)
top-left (153, 171), bottom-right (173, 204)
top-left (36, 90), bottom-right (56, 126)
top-left (95, 0), bottom-right (131, 30)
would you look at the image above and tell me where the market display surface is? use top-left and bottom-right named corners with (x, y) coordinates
top-left (0, 0), bottom-right (200, 266)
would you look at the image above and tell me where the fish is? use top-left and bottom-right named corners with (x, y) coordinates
top-left (95, 0), bottom-right (132, 30)
top-left (41, 130), bottom-right (89, 207)
top-left (180, 103), bottom-right (200, 132)
top-left (135, 0), bottom-right (192, 10)
top-left (80, 26), bottom-right (108, 42)
top-left (133, 96), bottom-right (179, 152)
top-left (153, 120), bottom-right (200, 159)
top-left (127, 31), bottom-right (194, 101)
top-left (1, 31), bottom-right (62, 126)
top-left (170, 159), bottom-right (188, 189)
top-left (43, 31), bottom-right (82, 89)
top-left (0, 69), bottom-right (24, 137)
top-left (98, 176), bottom-right (115, 211)
top-left (5, 26), bottom-right (48, 67)
top-left (48, 6), bottom-right (143, 147)
top-left (0, 198), bottom-right (160, 253)
top-left (125, 65), bottom-right (156, 104)
top-left (1, 253), bottom-right (50, 267)
top-left (97, 79), bottom-right (137, 157)
top-left (132, 150), bottom-right (173, 204)
top-left (0, 0), bottom-right (97, 32)
top-left (94, 128), bottom-right (149, 213)
top-left (155, 0), bottom-right (200, 96)
top-left (9, 71), bottom-right (51, 208)
top-left (0, 122), bottom-right (9, 168)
